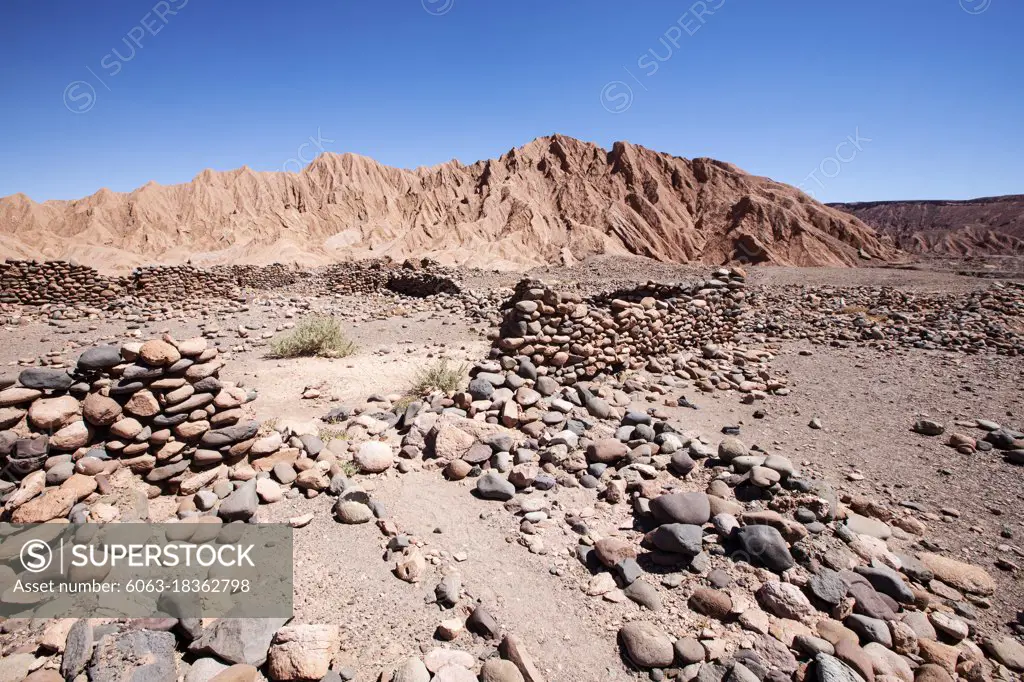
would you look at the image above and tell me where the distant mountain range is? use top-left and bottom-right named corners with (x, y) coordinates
top-left (830, 195), bottom-right (1024, 257)
top-left (1, 135), bottom-right (899, 271)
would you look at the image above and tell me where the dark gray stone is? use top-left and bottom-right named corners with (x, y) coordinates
top-left (77, 346), bottom-right (122, 371)
top-left (61, 619), bottom-right (94, 680)
top-left (854, 564), bottom-right (915, 603)
top-left (648, 523), bottom-right (703, 556)
top-left (122, 364), bottom-right (165, 381)
top-left (808, 569), bottom-right (848, 606)
top-left (733, 524), bottom-right (794, 573)
top-left (200, 421), bottom-right (259, 447)
top-left (88, 629), bottom-right (177, 682)
top-left (475, 471), bottom-right (515, 501)
top-left (18, 367), bottom-right (74, 391)
top-left (650, 492), bottom-right (711, 525)
top-left (466, 605), bottom-right (501, 638)
top-left (670, 451), bottom-right (696, 477)
top-left (844, 614), bottom-right (892, 647)
top-left (812, 654), bottom-right (866, 682)
top-left (468, 377), bottom-right (495, 401)
top-left (217, 479), bottom-right (258, 521)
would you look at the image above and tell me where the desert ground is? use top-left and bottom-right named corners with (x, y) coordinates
top-left (1, 257), bottom-right (1022, 682)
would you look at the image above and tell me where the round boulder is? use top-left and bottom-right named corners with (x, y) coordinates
top-left (138, 339), bottom-right (181, 367)
top-left (28, 395), bottom-right (80, 431)
top-left (618, 622), bottom-right (674, 669)
top-left (83, 393), bottom-right (122, 426)
top-left (355, 441), bottom-right (394, 473)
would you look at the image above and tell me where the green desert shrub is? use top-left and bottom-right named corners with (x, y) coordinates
top-left (269, 315), bottom-right (356, 358)
top-left (409, 358), bottom-right (467, 396)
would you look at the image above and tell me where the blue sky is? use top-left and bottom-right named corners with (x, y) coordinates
top-left (1, 0), bottom-right (1021, 202)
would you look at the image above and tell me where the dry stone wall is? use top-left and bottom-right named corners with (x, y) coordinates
top-left (490, 267), bottom-right (748, 383)
top-left (0, 260), bottom-right (129, 306)
top-left (132, 264), bottom-right (239, 301)
top-left (1, 258), bottom-right (463, 306)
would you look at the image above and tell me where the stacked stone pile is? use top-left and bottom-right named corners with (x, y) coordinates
top-left (744, 282), bottom-right (1024, 355)
top-left (490, 268), bottom-right (750, 384)
top-left (0, 335), bottom-right (262, 521)
top-left (0, 260), bottom-right (128, 306)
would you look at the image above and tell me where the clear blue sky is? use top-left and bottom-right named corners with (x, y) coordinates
top-left (1, 0), bottom-right (1021, 203)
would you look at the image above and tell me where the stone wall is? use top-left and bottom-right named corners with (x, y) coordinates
top-left (0, 260), bottom-right (129, 306)
top-left (490, 268), bottom-right (748, 383)
top-left (1, 258), bottom-right (463, 306)
top-left (133, 265), bottom-right (239, 301)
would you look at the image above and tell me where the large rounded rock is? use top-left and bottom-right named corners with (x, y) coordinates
top-left (28, 395), bottom-right (80, 431)
top-left (718, 437), bottom-right (748, 462)
top-left (355, 442), bottom-right (394, 473)
top-left (650, 492), bottom-right (710, 525)
top-left (139, 339), bottom-right (181, 367)
top-left (218, 480), bottom-right (258, 522)
top-left (18, 368), bottom-right (74, 391)
top-left (83, 393), bottom-right (122, 426)
top-left (391, 657), bottom-right (431, 682)
top-left (110, 417), bottom-right (143, 439)
top-left (586, 438), bottom-right (628, 464)
top-left (0, 387), bottom-right (41, 407)
top-left (689, 588), bottom-right (733, 620)
top-left (476, 472), bottom-right (515, 501)
top-left (618, 622), bottom-right (674, 669)
top-left (50, 420), bottom-right (92, 450)
top-left (467, 378), bottom-right (495, 401)
top-left (266, 624), bottom-right (339, 682)
top-left (479, 659), bottom-right (525, 682)
top-left (757, 581), bottom-right (814, 620)
top-left (334, 500), bottom-right (373, 524)
top-left (917, 553), bottom-right (996, 595)
top-left (125, 390), bottom-right (160, 418)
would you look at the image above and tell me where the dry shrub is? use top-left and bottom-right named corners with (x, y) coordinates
top-left (410, 358), bottom-right (467, 396)
top-left (269, 315), bottom-right (356, 358)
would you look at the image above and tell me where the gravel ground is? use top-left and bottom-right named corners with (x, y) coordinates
top-left (2, 263), bottom-right (1022, 680)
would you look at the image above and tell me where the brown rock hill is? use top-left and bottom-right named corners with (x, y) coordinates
top-left (830, 195), bottom-right (1024, 256)
top-left (0, 135), bottom-right (895, 271)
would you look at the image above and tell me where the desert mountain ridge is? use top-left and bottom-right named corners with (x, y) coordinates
top-left (0, 134), bottom-right (898, 273)
top-left (830, 194), bottom-right (1024, 257)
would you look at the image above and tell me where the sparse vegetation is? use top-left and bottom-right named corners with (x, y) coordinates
top-left (409, 358), bottom-right (468, 397)
top-left (268, 315), bottom-right (357, 358)
top-left (257, 417), bottom-right (279, 436)
top-left (318, 426), bottom-right (348, 442)
top-left (392, 394), bottom-right (418, 413)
